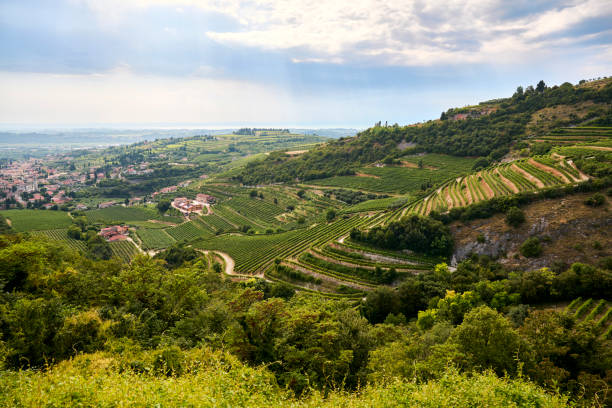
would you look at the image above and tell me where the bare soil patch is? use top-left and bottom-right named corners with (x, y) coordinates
top-left (478, 176), bottom-right (495, 199)
top-left (285, 150), bottom-right (307, 156)
top-left (355, 172), bottom-right (380, 179)
top-left (528, 158), bottom-right (569, 183)
top-left (461, 178), bottom-right (473, 205)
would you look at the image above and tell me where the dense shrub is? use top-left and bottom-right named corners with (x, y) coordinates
top-left (585, 193), bottom-right (606, 207)
top-left (520, 237), bottom-right (543, 258)
top-left (505, 206), bottom-right (526, 227)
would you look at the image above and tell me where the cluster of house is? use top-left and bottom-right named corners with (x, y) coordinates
top-left (99, 225), bottom-right (129, 242)
top-left (0, 159), bottom-right (81, 208)
top-left (172, 194), bottom-right (216, 214)
top-left (124, 163), bottom-right (154, 176)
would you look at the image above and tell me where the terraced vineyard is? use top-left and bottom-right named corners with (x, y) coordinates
top-left (109, 240), bottom-right (140, 262)
top-left (136, 228), bottom-right (176, 250)
top-left (341, 196), bottom-right (404, 213)
top-left (398, 155), bottom-right (587, 217)
top-left (310, 154), bottom-right (478, 194)
top-left (194, 214), bottom-right (378, 275)
top-left (213, 205), bottom-right (263, 230)
top-left (565, 297), bottom-right (612, 339)
top-left (535, 126), bottom-right (612, 145)
top-left (31, 228), bottom-right (87, 251)
top-left (166, 220), bottom-right (213, 242)
top-left (31, 229), bottom-right (140, 262)
top-left (201, 213), bottom-right (235, 232)
top-left (222, 197), bottom-right (284, 225)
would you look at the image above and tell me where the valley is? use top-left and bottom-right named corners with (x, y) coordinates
top-left (1, 79), bottom-right (611, 407)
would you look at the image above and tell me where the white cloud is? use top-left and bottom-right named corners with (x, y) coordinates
top-left (76, 0), bottom-right (612, 66)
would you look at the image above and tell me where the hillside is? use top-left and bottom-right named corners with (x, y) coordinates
top-left (451, 191), bottom-right (611, 270)
top-left (236, 78), bottom-right (612, 185)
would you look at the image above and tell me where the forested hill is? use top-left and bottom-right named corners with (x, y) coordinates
top-left (236, 78), bottom-right (612, 185)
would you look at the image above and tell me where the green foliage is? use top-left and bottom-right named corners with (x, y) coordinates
top-left (585, 192), bottom-right (606, 207)
top-left (154, 243), bottom-right (200, 268)
top-left (0, 352), bottom-right (569, 407)
top-left (0, 234), bottom-right (609, 405)
top-left (450, 306), bottom-right (525, 376)
top-left (520, 237), bottom-right (543, 258)
top-left (531, 142), bottom-right (552, 155)
top-left (157, 199), bottom-right (171, 214)
top-left (351, 214), bottom-right (453, 257)
top-left (505, 206), bottom-right (526, 227)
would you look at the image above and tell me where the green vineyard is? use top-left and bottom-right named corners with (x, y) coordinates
top-left (166, 220), bottom-right (214, 242)
top-left (2, 209), bottom-right (73, 232)
top-left (31, 228), bottom-right (87, 251)
top-left (136, 228), bottom-right (176, 250)
top-left (535, 126), bottom-right (612, 145)
top-left (398, 155), bottom-right (586, 217)
top-left (565, 297), bottom-right (612, 339)
top-left (310, 154), bottom-right (478, 194)
top-left (109, 240), bottom-right (140, 262)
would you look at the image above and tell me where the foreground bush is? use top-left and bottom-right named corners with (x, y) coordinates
top-left (0, 350), bottom-right (568, 408)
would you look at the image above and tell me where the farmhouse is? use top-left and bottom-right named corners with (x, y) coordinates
top-left (172, 197), bottom-right (203, 214)
top-left (99, 225), bottom-right (129, 241)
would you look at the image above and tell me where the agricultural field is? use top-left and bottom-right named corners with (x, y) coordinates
top-left (1, 209), bottom-right (73, 232)
top-left (31, 229), bottom-right (140, 262)
top-left (84, 206), bottom-right (161, 224)
top-left (534, 126), bottom-right (612, 145)
top-left (341, 196), bottom-right (405, 213)
top-left (398, 155), bottom-right (587, 217)
top-left (136, 228), bottom-right (176, 250)
top-left (166, 220), bottom-right (213, 242)
top-left (194, 214), bottom-right (376, 275)
top-left (565, 298), bottom-right (611, 339)
top-left (223, 196), bottom-right (284, 225)
top-left (31, 228), bottom-right (87, 252)
top-left (109, 240), bottom-right (140, 262)
top-left (310, 154), bottom-right (478, 194)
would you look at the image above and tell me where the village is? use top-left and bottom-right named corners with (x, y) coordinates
top-left (0, 154), bottom-right (207, 212)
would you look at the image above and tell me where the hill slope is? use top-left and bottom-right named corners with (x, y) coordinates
top-left (236, 78), bottom-right (612, 185)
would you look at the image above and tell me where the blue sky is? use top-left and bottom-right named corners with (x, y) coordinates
top-left (0, 0), bottom-right (610, 128)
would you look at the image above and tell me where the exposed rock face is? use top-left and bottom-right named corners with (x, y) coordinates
top-left (451, 192), bottom-right (611, 270)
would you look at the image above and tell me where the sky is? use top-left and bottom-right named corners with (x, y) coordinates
top-left (0, 0), bottom-right (611, 128)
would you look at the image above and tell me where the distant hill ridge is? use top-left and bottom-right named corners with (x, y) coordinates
top-left (235, 78), bottom-right (612, 185)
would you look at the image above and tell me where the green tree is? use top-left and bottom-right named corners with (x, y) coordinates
top-left (157, 199), bottom-right (171, 214)
top-left (450, 305), bottom-right (527, 376)
top-left (505, 206), bottom-right (525, 227)
top-left (521, 237), bottom-right (542, 258)
top-left (325, 208), bottom-right (337, 222)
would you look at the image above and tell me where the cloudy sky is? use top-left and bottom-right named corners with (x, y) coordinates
top-left (0, 0), bottom-right (610, 128)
